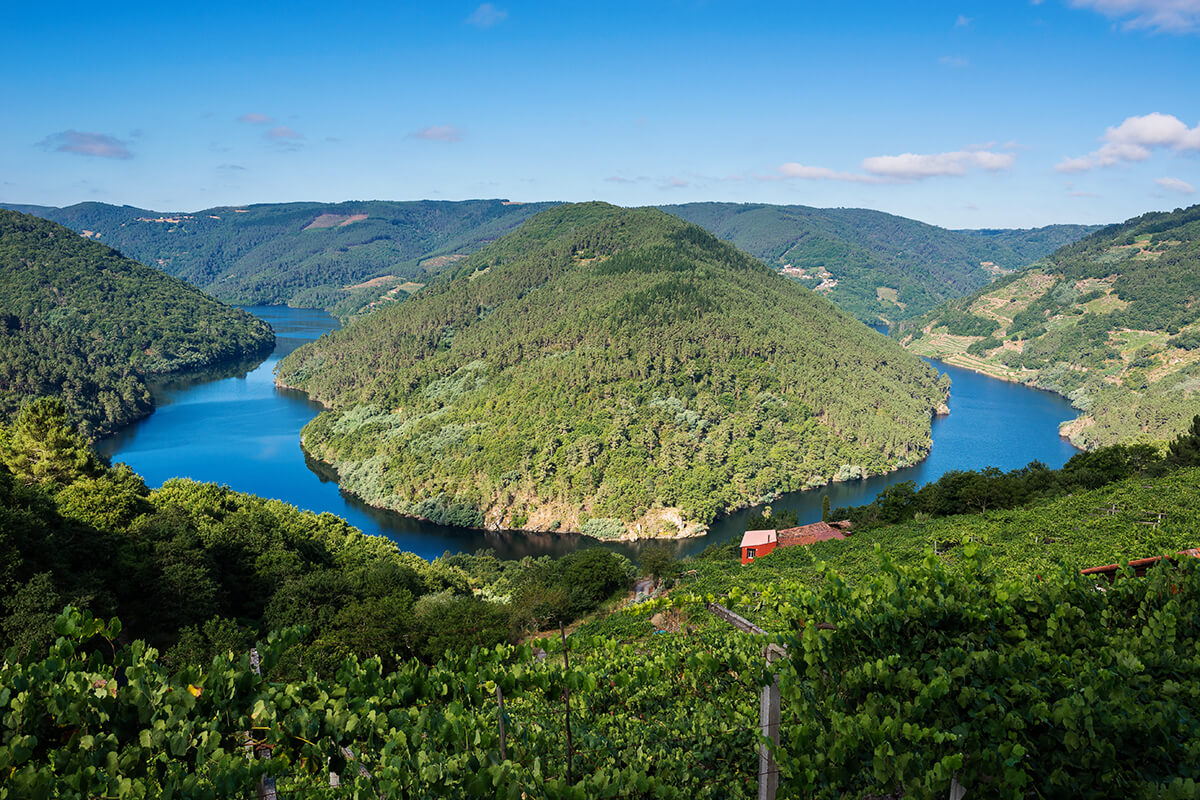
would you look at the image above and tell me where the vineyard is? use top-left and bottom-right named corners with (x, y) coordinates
top-left (4, 550), bottom-right (1199, 799)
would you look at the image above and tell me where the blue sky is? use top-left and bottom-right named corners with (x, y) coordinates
top-left (3, 0), bottom-right (1199, 228)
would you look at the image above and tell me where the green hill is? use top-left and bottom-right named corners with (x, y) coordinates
top-left (2, 199), bottom-right (558, 314)
top-left (662, 202), bottom-right (1098, 324)
top-left (907, 204), bottom-right (1200, 448)
top-left (0, 209), bottom-right (273, 436)
top-left (276, 202), bottom-right (947, 537)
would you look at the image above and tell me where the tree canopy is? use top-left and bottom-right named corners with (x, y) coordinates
top-left (278, 202), bottom-right (947, 536)
top-left (0, 209), bottom-right (273, 436)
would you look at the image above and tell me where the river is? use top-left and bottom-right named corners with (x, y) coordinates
top-left (97, 306), bottom-right (1079, 561)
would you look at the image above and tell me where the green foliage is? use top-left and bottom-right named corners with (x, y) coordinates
top-left (937, 309), bottom-right (1000, 337)
top-left (0, 399), bottom-right (104, 489)
top-left (834, 432), bottom-right (1182, 528)
top-left (663, 202), bottom-right (1097, 324)
top-left (772, 555), bottom-right (1200, 798)
top-left (279, 203), bottom-right (947, 531)
top-left (6, 536), bottom-right (1198, 797)
top-left (743, 506), bottom-right (799, 531)
top-left (1167, 414), bottom-right (1200, 469)
top-left (5, 199), bottom-right (558, 311)
top-left (0, 605), bottom-right (768, 799)
top-left (637, 543), bottom-right (679, 580)
top-left (0, 411), bottom-right (645, 671)
top-left (0, 209), bottom-right (273, 436)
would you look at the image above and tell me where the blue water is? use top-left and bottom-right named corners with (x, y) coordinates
top-left (98, 307), bottom-right (1080, 561)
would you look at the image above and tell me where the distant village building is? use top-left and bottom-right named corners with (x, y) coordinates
top-left (740, 521), bottom-right (852, 565)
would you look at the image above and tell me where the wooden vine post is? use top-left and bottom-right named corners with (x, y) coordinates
top-left (497, 685), bottom-right (508, 761)
top-left (560, 622), bottom-right (574, 786)
top-left (247, 648), bottom-right (278, 800)
top-left (758, 643), bottom-right (786, 800)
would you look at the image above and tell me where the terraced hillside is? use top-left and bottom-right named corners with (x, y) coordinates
top-left (907, 204), bottom-right (1200, 448)
top-left (663, 202), bottom-right (1098, 324)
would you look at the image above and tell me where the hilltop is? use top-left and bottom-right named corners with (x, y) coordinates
top-left (0, 209), bottom-right (273, 436)
top-left (2, 199), bottom-right (558, 315)
top-left (276, 202), bottom-right (947, 537)
top-left (662, 202), bottom-right (1098, 325)
top-left (906, 204), bottom-right (1200, 448)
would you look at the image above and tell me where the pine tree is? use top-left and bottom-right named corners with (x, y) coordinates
top-left (1166, 414), bottom-right (1200, 469)
top-left (0, 398), bottom-right (103, 489)
top-left (822, 494), bottom-right (831, 522)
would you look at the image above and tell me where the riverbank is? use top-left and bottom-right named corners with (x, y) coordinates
top-left (101, 306), bottom-right (1079, 561)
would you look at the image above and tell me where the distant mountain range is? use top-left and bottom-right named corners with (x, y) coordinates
top-left (0, 199), bottom-right (557, 314)
top-left (4, 199), bottom-right (1099, 325)
top-left (276, 202), bottom-right (948, 537)
top-left (0, 209), bottom-right (273, 436)
top-left (662, 203), bottom-right (1100, 323)
top-left (907, 203), bottom-right (1200, 448)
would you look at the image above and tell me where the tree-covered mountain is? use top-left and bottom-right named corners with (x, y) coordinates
top-left (0, 209), bottom-right (273, 436)
top-left (2, 199), bottom-right (558, 313)
top-left (662, 202), bottom-right (1098, 325)
top-left (276, 202), bottom-right (948, 537)
top-left (907, 204), bottom-right (1200, 448)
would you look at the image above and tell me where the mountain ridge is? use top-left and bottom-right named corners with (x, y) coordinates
top-left (661, 201), bottom-right (1099, 324)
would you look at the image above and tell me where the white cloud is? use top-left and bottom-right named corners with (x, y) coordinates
top-left (411, 125), bottom-right (463, 143)
top-left (1056, 112), bottom-right (1200, 172)
top-left (1070, 0), bottom-right (1200, 32)
top-left (39, 130), bottom-right (132, 159)
top-left (467, 3), bottom-right (507, 28)
top-left (775, 147), bottom-right (1014, 184)
top-left (939, 55), bottom-right (969, 67)
top-left (238, 112), bottom-right (272, 124)
top-left (1156, 176), bottom-right (1196, 193)
top-left (861, 149), bottom-right (1015, 180)
top-left (955, 14), bottom-right (972, 27)
top-left (777, 163), bottom-right (883, 183)
top-left (660, 176), bottom-right (689, 189)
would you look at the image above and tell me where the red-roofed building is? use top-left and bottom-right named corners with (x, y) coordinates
top-left (739, 529), bottom-right (777, 565)
top-left (740, 521), bottom-right (852, 565)
top-left (777, 521), bottom-right (847, 547)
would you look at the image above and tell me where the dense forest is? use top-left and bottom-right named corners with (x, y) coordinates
top-left (4, 404), bottom-right (1199, 797)
top-left (908, 203), bottom-right (1200, 448)
top-left (663, 202), bottom-right (1098, 324)
top-left (0, 398), bottom-right (634, 673)
top-left (0, 210), bottom-right (273, 436)
top-left (277, 203), bottom-right (948, 536)
top-left (2, 200), bottom-right (557, 313)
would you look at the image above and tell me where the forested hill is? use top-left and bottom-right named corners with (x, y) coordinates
top-left (1, 199), bottom-right (558, 313)
top-left (907, 203), bottom-right (1200, 448)
top-left (661, 202), bottom-right (1098, 325)
top-left (0, 209), bottom-right (273, 436)
top-left (276, 202), bottom-right (947, 537)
